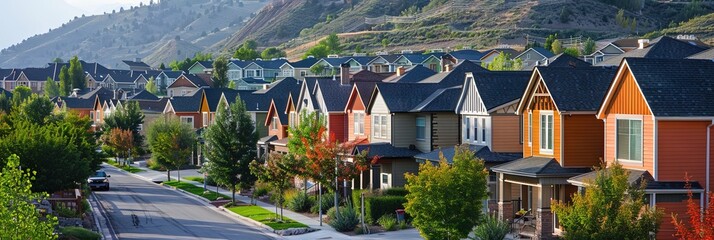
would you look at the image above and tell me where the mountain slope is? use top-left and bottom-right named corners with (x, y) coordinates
top-left (0, 0), bottom-right (267, 68)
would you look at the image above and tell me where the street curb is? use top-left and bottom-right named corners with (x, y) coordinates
top-left (89, 192), bottom-right (116, 240)
top-left (159, 184), bottom-right (212, 203)
top-left (219, 206), bottom-right (277, 233)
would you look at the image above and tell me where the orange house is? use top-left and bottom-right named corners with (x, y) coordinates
top-left (265, 99), bottom-right (289, 139)
top-left (492, 66), bottom-right (617, 239)
top-left (589, 58), bottom-right (714, 239)
top-left (344, 82), bottom-right (374, 143)
top-left (163, 93), bottom-right (203, 129)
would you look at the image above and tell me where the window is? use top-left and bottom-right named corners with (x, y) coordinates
top-left (381, 173), bottom-right (391, 189)
top-left (137, 124), bottom-right (143, 131)
top-left (255, 70), bottom-right (261, 77)
top-left (416, 117), bottom-right (426, 140)
top-left (474, 117), bottom-right (479, 142)
top-left (246, 70), bottom-right (255, 77)
top-left (271, 116), bottom-right (278, 130)
top-left (300, 71), bottom-right (307, 77)
top-left (528, 111), bottom-right (532, 146)
top-left (617, 119), bottom-right (642, 161)
top-left (465, 118), bottom-right (471, 140)
top-left (289, 112), bottom-right (297, 127)
top-left (202, 112), bottom-right (208, 127)
top-left (89, 112), bottom-right (95, 124)
top-left (540, 112), bottom-right (554, 153)
top-left (429, 63), bottom-right (438, 71)
top-left (354, 112), bottom-right (365, 135)
top-left (482, 118), bottom-right (487, 142)
top-left (228, 70), bottom-right (241, 80)
top-left (281, 69), bottom-right (292, 77)
top-left (380, 115), bottom-right (388, 137)
top-left (180, 116), bottom-right (194, 126)
top-left (373, 115), bottom-right (388, 138)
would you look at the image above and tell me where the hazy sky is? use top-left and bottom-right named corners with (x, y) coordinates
top-left (0, 0), bottom-right (148, 50)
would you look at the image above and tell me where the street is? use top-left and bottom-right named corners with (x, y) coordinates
top-left (93, 165), bottom-right (275, 240)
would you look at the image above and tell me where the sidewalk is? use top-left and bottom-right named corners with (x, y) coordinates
top-left (127, 161), bottom-right (424, 240)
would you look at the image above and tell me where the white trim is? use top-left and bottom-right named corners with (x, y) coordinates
top-left (706, 120), bottom-right (713, 204)
top-left (597, 61), bottom-right (654, 119)
top-left (539, 110), bottom-right (555, 155)
top-left (614, 116), bottom-right (644, 165)
top-left (560, 113), bottom-right (564, 166)
top-left (528, 110), bottom-right (532, 147)
top-left (655, 117), bottom-right (714, 121)
top-left (653, 116), bottom-right (658, 179)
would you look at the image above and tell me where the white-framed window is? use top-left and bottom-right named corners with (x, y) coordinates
top-left (481, 118), bottom-right (487, 142)
top-left (289, 112), bottom-right (297, 127)
top-left (271, 116), bottom-right (278, 130)
top-left (255, 70), bottom-right (262, 77)
top-left (373, 115), bottom-right (388, 139)
top-left (180, 116), bottom-right (194, 127)
top-left (202, 112), bottom-right (208, 127)
top-left (381, 173), bottom-right (392, 189)
top-left (300, 70), bottom-right (307, 77)
top-left (465, 118), bottom-right (471, 140)
top-left (617, 118), bottom-right (642, 162)
top-left (540, 111), bottom-right (554, 154)
top-left (354, 112), bottom-right (365, 135)
top-left (528, 111), bottom-right (532, 146)
top-left (281, 69), bottom-right (293, 77)
top-left (474, 117), bottom-right (479, 142)
top-left (246, 70), bottom-right (255, 77)
top-left (416, 116), bottom-right (426, 140)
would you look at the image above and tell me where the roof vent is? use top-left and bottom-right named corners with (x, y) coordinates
top-left (375, 51), bottom-right (389, 55)
top-left (353, 53), bottom-right (367, 57)
top-left (638, 39), bottom-right (650, 49)
top-left (255, 58), bottom-right (263, 61)
top-left (327, 54), bottom-right (340, 58)
top-left (401, 50), bottom-right (414, 54)
top-left (307, 55), bottom-right (315, 59)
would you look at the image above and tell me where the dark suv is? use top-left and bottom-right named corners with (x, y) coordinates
top-left (88, 170), bottom-right (110, 190)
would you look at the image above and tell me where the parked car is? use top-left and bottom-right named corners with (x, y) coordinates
top-left (88, 170), bottom-right (110, 191)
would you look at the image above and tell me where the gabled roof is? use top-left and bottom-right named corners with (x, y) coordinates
top-left (58, 97), bottom-right (95, 109)
top-left (366, 54), bottom-right (401, 65)
top-left (602, 58), bottom-right (714, 117)
top-left (160, 70), bottom-right (184, 78)
top-left (350, 70), bottom-right (390, 82)
top-left (251, 59), bottom-right (288, 69)
top-left (0, 68), bottom-right (19, 80)
top-left (196, 61), bottom-right (214, 69)
top-left (515, 47), bottom-right (555, 60)
top-left (314, 78), bottom-right (353, 112)
top-left (527, 66), bottom-right (617, 112)
top-left (288, 58), bottom-right (320, 68)
top-left (173, 73), bottom-right (212, 88)
top-left (397, 54), bottom-right (433, 64)
top-left (445, 49), bottom-right (485, 61)
top-left (242, 77), bottom-right (269, 84)
top-left (122, 60), bottom-right (151, 68)
top-left (371, 83), bottom-right (442, 113)
top-left (20, 67), bottom-right (54, 80)
top-left (418, 60), bottom-right (488, 86)
top-left (415, 145), bottom-right (522, 164)
top-left (129, 90), bottom-right (159, 101)
top-left (167, 93), bottom-right (203, 112)
top-left (320, 57), bottom-right (349, 67)
top-left (543, 53), bottom-right (591, 68)
top-left (382, 65), bottom-right (436, 83)
top-left (80, 87), bottom-right (114, 102)
top-left (481, 48), bottom-right (520, 60)
top-left (687, 48), bottom-right (714, 60)
top-left (597, 36), bottom-right (709, 66)
top-left (411, 86), bottom-right (462, 112)
top-left (355, 82), bottom-right (376, 108)
top-left (105, 70), bottom-right (146, 83)
top-left (353, 143), bottom-right (421, 159)
top-left (229, 60), bottom-right (251, 68)
top-left (491, 157), bottom-right (590, 177)
top-left (456, 71), bottom-right (531, 113)
top-left (133, 98), bottom-right (169, 113)
top-left (202, 88), bottom-right (235, 112)
top-left (346, 56), bottom-right (374, 66)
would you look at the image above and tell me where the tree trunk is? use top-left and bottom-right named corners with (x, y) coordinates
top-left (232, 188), bottom-right (236, 204)
top-left (177, 167), bottom-right (181, 182)
top-left (303, 178), bottom-right (308, 195)
top-left (167, 170), bottom-right (171, 181)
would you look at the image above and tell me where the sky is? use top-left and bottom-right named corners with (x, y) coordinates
top-left (0, 0), bottom-right (148, 50)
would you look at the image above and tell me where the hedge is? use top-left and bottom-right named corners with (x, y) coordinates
top-left (382, 187), bottom-right (408, 196)
top-left (352, 190), bottom-right (408, 224)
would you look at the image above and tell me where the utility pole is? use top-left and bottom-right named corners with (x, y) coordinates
top-left (335, 155), bottom-right (340, 219)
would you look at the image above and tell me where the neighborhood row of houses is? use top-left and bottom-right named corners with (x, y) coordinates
top-left (2, 35), bottom-right (713, 239)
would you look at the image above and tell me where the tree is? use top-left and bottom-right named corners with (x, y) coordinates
top-left (146, 115), bottom-right (196, 182)
top-left (303, 45), bottom-right (330, 59)
top-left (233, 40), bottom-right (260, 60)
top-left (43, 77), bottom-right (60, 98)
top-left (159, 63), bottom-right (166, 70)
top-left (103, 101), bottom-right (145, 150)
top-left (0, 155), bottom-right (58, 239)
top-left (59, 65), bottom-right (71, 96)
top-left (321, 33), bottom-right (341, 54)
top-left (382, 38), bottom-right (390, 48)
top-left (204, 98), bottom-right (257, 203)
top-left (0, 92), bottom-right (9, 114)
top-left (145, 76), bottom-right (158, 94)
top-left (671, 181), bottom-right (714, 239)
top-left (582, 37), bottom-right (596, 55)
top-left (405, 145), bottom-right (489, 240)
top-left (250, 153), bottom-right (294, 221)
top-left (310, 64), bottom-right (327, 76)
top-left (563, 47), bottom-right (580, 57)
top-left (228, 80), bottom-right (236, 90)
top-left (52, 57), bottom-right (64, 63)
top-left (10, 86), bottom-right (32, 108)
top-left (212, 57), bottom-right (229, 88)
top-left (261, 47), bottom-right (286, 59)
top-left (552, 39), bottom-right (564, 54)
top-left (559, 6), bottom-right (571, 23)
top-left (103, 128), bottom-right (133, 166)
top-left (545, 34), bottom-right (558, 51)
top-left (68, 56), bottom-right (85, 90)
top-left (552, 162), bottom-right (661, 240)
top-left (482, 52), bottom-right (522, 71)
top-left (13, 95), bottom-right (54, 125)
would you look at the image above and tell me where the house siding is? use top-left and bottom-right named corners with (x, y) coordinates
top-left (254, 113), bottom-right (268, 137)
top-left (346, 92), bottom-right (370, 141)
top-left (657, 121), bottom-right (709, 185)
top-left (604, 115), bottom-right (654, 174)
top-left (328, 114), bottom-right (347, 142)
top-left (370, 94), bottom-right (391, 143)
top-left (600, 67), bottom-right (651, 118)
top-left (562, 115), bottom-right (604, 167)
top-left (391, 159), bottom-right (420, 187)
top-left (392, 114), bottom-right (416, 149)
top-left (492, 115), bottom-right (522, 153)
top-left (526, 91), bottom-right (561, 162)
top-left (431, 113), bottom-right (459, 151)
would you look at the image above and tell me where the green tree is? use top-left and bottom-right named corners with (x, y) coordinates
top-left (545, 34), bottom-right (558, 51)
top-left (287, 111), bottom-right (323, 193)
top-left (68, 56), bottom-right (85, 90)
top-left (321, 33), bottom-right (341, 54)
top-left (303, 44), bottom-right (330, 59)
top-left (382, 38), bottom-right (390, 48)
top-left (482, 52), bottom-right (522, 71)
top-left (0, 92), bottom-right (10, 114)
top-left (212, 56), bottom-right (229, 88)
top-left (261, 47), bottom-right (286, 59)
top-left (52, 57), bottom-right (64, 63)
top-left (146, 115), bottom-right (196, 182)
top-left (552, 162), bottom-right (661, 240)
top-left (102, 101), bottom-right (145, 150)
top-left (250, 153), bottom-right (294, 221)
top-left (10, 86), bottom-right (32, 108)
top-left (405, 145), bottom-right (489, 240)
top-left (204, 98), bottom-right (257, 203)
top-left (309, 64), bottom-right (327, 76)
top-left (564, 47), bottom-right (580, 57)
top-left (233, 40), bottom-right (260, 60)
top-left (14, 95), bottom-right (54, 125)
top-left (552, 39), bottom-right (564, 54)
top-left (227, 80), bottom-right (236, 90)
top-left (0, 155), bottom-right (58, 239)
top-left (44, 77), bottom-right (60, 98)
top-left (59, 65), bottom-right (71, 96)
top-left (145, 76), bottom-right (158, 94)
top-left (159, 63), bottom-right (166, 70)
top-left (582, 37), bottom-right (596, 55)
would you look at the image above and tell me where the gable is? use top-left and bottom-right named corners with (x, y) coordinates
top-left (458, 76), bottom-right (487, 114)
top-left (517, 49), bottom-right (545, 61)
top-left (394, 56), bottom-right (412, 65)
top-left (245, 63), bottom-right (262, 70)
top-left (368, 57), bottom-right (388, 65)
top-left (368, 91), bottom-right (389, 114)
top-left (528, 80), bottom-right (557, 111)
top-left (199, 92), bottom-right (209, 113)
top-left (345, 87), bottom-right (366, 112)
top-left (600, 44), bottom-right (624, 54)
top-left (169, 76), bottom-right (197, 88)
top-left (265, 101), bottom-right (282, 126)
top-left (492, 101), bottom-right (519, 114)
top-left (598, 65), bottom-right (652, 118)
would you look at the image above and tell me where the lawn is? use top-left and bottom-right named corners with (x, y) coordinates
top-left (228, 205), bottom-right (308, 230)
top-left (183, 176), bottom-right (204, 183)
top-left (106, 159), bottom-right (143, 173)
top-left (162, 181), bottom-right (230, 201)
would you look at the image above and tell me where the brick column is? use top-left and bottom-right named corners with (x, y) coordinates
top-left (536, 208), bottom-right (554, 239)
top-left (497, 173), bottom-right (513, 221)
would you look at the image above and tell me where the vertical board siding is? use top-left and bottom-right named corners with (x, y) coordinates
top-left (562, 115), bottom-right (604, 167)
top-left (392, 114), bottom-right (416, 148)
top-left (460, 79), bottom-right (487, 114)
top-left (328, 114), bottom-right (347, 142)
top-left (529, 96), bottom-right (560, 161)
top-left (346, 92), bottom-right (368, 141)
top-left (604, 114), bottom-right (654, 173)
top-left (492, 115), bottom-right (523, 153)
top-left (391, 159), bottom-right (420, 187)
top-left (658, 121), bottom-right (709, 184)
top-left (431, 113), bottom-right (460, 151)
top-left (602, 68), bottom-right (651, 117)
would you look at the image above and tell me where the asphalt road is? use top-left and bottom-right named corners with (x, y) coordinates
top-left (93, 165), bottom-right (275, 240)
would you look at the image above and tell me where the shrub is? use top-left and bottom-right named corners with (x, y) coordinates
top-left (286, 191), bottom-right (313, 212)
top-left (146, 158), bottom-right (165, 171)
top-left (253, 183), bottom-right (269, 198)
top-left (365, 195), bottom-right (407, 224)
top-left (471, 215), bottom-right (509, 240)
top-left (378, 214), bottom-right (398, 231)
top-left (311, 194), bottom-right (335, 214)
top-left (55, 204), bottom-right (80, 218)
top-left (381, 187), bottom-right (408, 196)
top-left (399, 221), bottom-right (409, 229)
top-left (59, 227), bottom-right (101, 240)
top-left (328, 202), bottom-right (359, 232)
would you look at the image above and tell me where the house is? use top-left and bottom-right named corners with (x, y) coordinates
top-left (48, 61), bottom-right (111, 91)
top-left (0, 68), bottom-right (19, 91)
top-left (480, 48), bottom-right (520, 67)
top-left (582, 42), bottom-right (627, 65)
top-left (279, 57), bottom-right (319, 81)
top-left (100, 70), bottom-right (149, 92)
top-left (17, 67), bottom-right (54, 93)
top-left (687, 47), bottom-right (714, 61)
top-left (243, 59), bottom-right (288, 82)
top-left (491, 66), bottom-right (617, 239)
top-left (442, 49), bottom-right (486, 65)
top-left (122, 59), bottom-right (152, 71)
top-left (296, 77), bottom-right (353, 142)
top-left (381, 65), bottom-right (436, 83)
top-left (264, 78), bottom-right (302, 142)
top-left (163, 92), bottom-right (203, 129)
top-left (132, 98), bottom-right (169, 135)
top-left (167, 73), bottom-right (212, 97)
top-left (514, 47), bottom-right (555, 70)
top-left (228, 60), bottom-right (250, 83)
top-left (345, 82), bottom-right (376, 143)
top-left (187, 61), bottom-right (214, 74)
top-left (366, 54), bottom-right (400, 73)
top-left (55, 97), bottom-right (95, 119)
top-left (393, 54), bottom-right (443, 72)
top-left (539, 53), bottom-right (592, 68)
top-left (596, 36), bottom-right (709, 66)
top-left (155, 70), bottom-right (184, 93)
top-left (309, 57), bottom-right (349, 77)
top-left (129, 90), bottom-right (159, 101)
top-left (585, 58), bottom-right (714, 239)
top-left (344, 56), bottom-right (374, 73)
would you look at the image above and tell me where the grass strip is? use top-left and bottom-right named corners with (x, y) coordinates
top-left (106, 159), bottom-right (143, 173)
top-left (183, 176), bottom-right (204, 183)
top-left (163, 180), bottom-right (230, 201)
top-left (228, 205), bottom-right (308, 230)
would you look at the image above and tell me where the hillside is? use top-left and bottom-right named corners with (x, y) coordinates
top-left (0, 0), bottom-right (267, 68)
top-left (647, 12), bottom-right (714, 44)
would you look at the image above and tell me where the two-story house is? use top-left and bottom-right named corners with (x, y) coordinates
top-left (491, 66), bottom-right (617, 239)
top-left (366, 54), bottom-right (400, 73)
top-left (279, 57), bottom-right (319, 81)
top-left (167, 73), bottom-right (212, 97)
top-left (155, 70), bottom-right (184, 94)
top-left (514, 47), bottom-right (555, 70)
top-left (187, 61), bottom-right (214, 74)
top-left (163, 92), bottom-right (204, 129)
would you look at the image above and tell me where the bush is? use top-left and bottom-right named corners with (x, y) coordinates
top-left (146, 158), bottom-right (165, 171)
top-left (311, 194), bottom-right (335, 214)
top-left (55, 204), bottom-right (80, 218)
top-left (471, 215), bottom-right (509, 240)
top-left (381, 187), bottom-right (408, 196)
top-left (286, 191), bottom-right (313, 212)
top-left (365, 195), bottom-right (407, 224)
top-left (327, 201), bottom-right (359, 232)
top-left (59, 227), bottom-right (101, 240)
top-left (378, 214), bottom-right (398, 231)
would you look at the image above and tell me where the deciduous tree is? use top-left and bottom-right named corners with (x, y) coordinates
top-left (552, 39), bottom-right (564, 54)
top-left (250, 153), bottom-right (294, 220)
top-left (146, 115), bottom-right (196, 182)
top-left (233, 40), bottom-right (260, 60)
top-left (482, 52), bottom-right (522, 71)
top-left (145, 76), bottom-right (158, 94)
top-left (671, 180), bottom-right (714, 240)
top-left (68, 56), bottom-right (85, 90)
top-left (103, 101), bottom-right (145, 150)
top-left (261, 47), bottom-right (286, 60)
top-left (44, 77), bottom-right (60, 98)
top-left (103, 128), bottom-right (133, 166)
top-left (212, 56), bottom-right (229, 88)
top-left (59, 65), bottom-right (71, 96)
top-left (582, 37), bottom-right (596, 55)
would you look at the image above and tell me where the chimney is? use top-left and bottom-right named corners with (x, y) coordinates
top-left (70, 88), bottom-right (80, 98)
top-left (340, 63), bottom-right (350, 85)
top-left (135, 57), bottom-right (141, 62)
top-left (396, 67), bottom-right (406, 76)
top-left (263, 84), bottom-right (271, 90)
top-left (444, 64), bottom-right (452, 72)
top-left (638, 39), bottom-right (650, 49)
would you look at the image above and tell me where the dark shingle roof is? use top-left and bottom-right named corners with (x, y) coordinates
top-left (321, 57), bottom-right (349, 67)
top-left (469, 71), bottom-right (532, 111)
top-left (130, 90), bottom-right (159, 101)
top-left (491, 157), bottom-right (590, 177)
top-left (252, 59), bottom-right (288, 69)
top-left (242, 77), bottom-right (269, 84)
top-left (687, 48), bottom-right (714, 60)
top-left (80, 87), bottom-right (114, 102)
top-left (482, 48), bottom-right (520, 60)
top-left (60, 97), bottom-right (95, 109)
top-left (418, 60), bottom-right (488, 86)
top-left (598, 36), bottom-right (709, 66)
top-left (133, 98), bottom-right (168, 113)
top-left (202, 88), bottom-right (234, 112)
top-left (411, 86), bottom-right (462, 112)
top-left (161, 70), bottom-right (184, 78)
top-left (20, 67), bottom-right (54, 80)
top-left (569, 168), bottom-right (653, 187)
top-left (354, 82), bottom-right (377, 108)
top-left (382, 65), bottom-right (436, 83)
top-left (122, 60), bottom-right (151, 68)
top-left (623, 58), bottom-right (714, 116)
top-left (446, 49), bottom-right (485, 61)
top-left (197, 61), bottom-right (214, 69)
top-left (347, 56), bottom-right (374, 65)
top-left (415, 145), bottom-right (522, 164)
top-left (315, 78), bottom-right (353, 111)
top-left (538, 66), bottom-right (617, 111)
top-left (354, 143), bottom-right (421, 158)
top-left (289, 58), bottom-right (320, 68)
top-left (181, 74), bottom-right (212, 87)
top-left (530, 47), bottom-right (555, 58)
top-left (168, 93), bottom-right (202, 112)
top-left (106, 70), bottom-right (145, 83)
top-left (229, 60), bottom-right (251, 68)
top-left (374, 83), bottom-right (441, 113)
top-left (544, 53), bottom-right (592, 68)
top-left (399, 54), bottom-right (432, 64)
top-left (0, 68), bottom-right (19, 80)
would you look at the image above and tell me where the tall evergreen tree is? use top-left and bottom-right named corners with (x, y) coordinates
top-left (582, 37), bottom-right (596, 55)
top-left (212, 57), bottom-right (229, 88)
top-left (69, 56), bottom-right (85, 90)
top-left (59, 65), bottom-right (70, 96)
top-left (159, 63), bottom-right (166, 70)
top-left (10, 86), bottom-right (32, 108)
top-left (43, 77), bottom-right (60, 98)
top-left (204, 97), bottom-right (258, 203)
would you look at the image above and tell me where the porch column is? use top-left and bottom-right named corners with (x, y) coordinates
top-left (535, 185), bottom-right (554, 240)
top-left (497, 173), bottom-right (513, 221)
